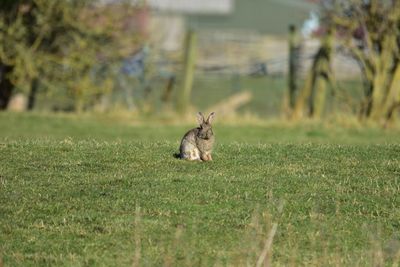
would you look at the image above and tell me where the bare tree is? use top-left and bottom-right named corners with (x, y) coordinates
top-left (321, 0), bottom-right (400, 122)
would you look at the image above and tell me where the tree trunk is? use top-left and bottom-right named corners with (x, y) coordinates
top-left (292, 30), bottom-right (332, 120)
top-left (309, 31), bottom-right (333, 119)
top-left (369, 69), bottom-right (389, 120)
top-left (382, 63), bottom-right (400, 119)
top-left (310, 75), bottom-right (328, 118)
top-left (363, 33), bottom-right (398, 121)
top-left (27, 78), bottom-right (39, 111)
top-left (0, 63), bottom-right (14, 110)
top-left (292, 71), bottom-right (315, 120)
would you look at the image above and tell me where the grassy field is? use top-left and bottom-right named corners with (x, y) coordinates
top-left (1, 112), bottom-right (400, 266)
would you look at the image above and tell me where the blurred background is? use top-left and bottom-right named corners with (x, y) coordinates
top-left (1, 0), bottom-right (399, 124)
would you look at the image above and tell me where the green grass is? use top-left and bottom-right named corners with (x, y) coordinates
top-left (1, 112), bottom-right (400, 266)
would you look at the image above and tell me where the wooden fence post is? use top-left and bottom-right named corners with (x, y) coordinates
top-left (176, 29), bottom-right (197, 115)
top-left (288, 24), bottom-right (301, 110)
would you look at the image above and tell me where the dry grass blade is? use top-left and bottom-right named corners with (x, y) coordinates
top-left (132, 206), bottom-right (141, 267)
top-left (256, 223), bottom-right (278, 267)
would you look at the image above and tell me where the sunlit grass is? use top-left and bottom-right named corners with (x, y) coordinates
top-left (0, 112), bottom-right (399, 266)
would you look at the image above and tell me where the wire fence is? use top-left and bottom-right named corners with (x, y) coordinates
top-left (104, 31), bottom-right (365, 117)
top-left (28, 28), bottom-right (364, 118)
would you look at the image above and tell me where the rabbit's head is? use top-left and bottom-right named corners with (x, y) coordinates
top-left (196, 112), bottom-right (215, 140)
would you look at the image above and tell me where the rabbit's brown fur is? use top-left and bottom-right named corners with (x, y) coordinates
top-left (179, 112), bottom-right (215, 161)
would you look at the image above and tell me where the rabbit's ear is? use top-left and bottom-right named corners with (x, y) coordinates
top-left (207, 112), bottom-right (216, 124)
top-left (197, 112), bottom-right (205, 125)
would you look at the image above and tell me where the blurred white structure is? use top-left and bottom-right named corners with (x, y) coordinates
top-left (97, 0), bottom-right (235, 52)
top-left (144, 0), bottom-right (233, 14)
top-left (97, 0), bottom-right (234, 14)
top-left (301, 11), bottom-right (320, 38)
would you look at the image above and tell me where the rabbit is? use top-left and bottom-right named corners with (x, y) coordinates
top-left (179, 112), bottom-right (215, 161)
